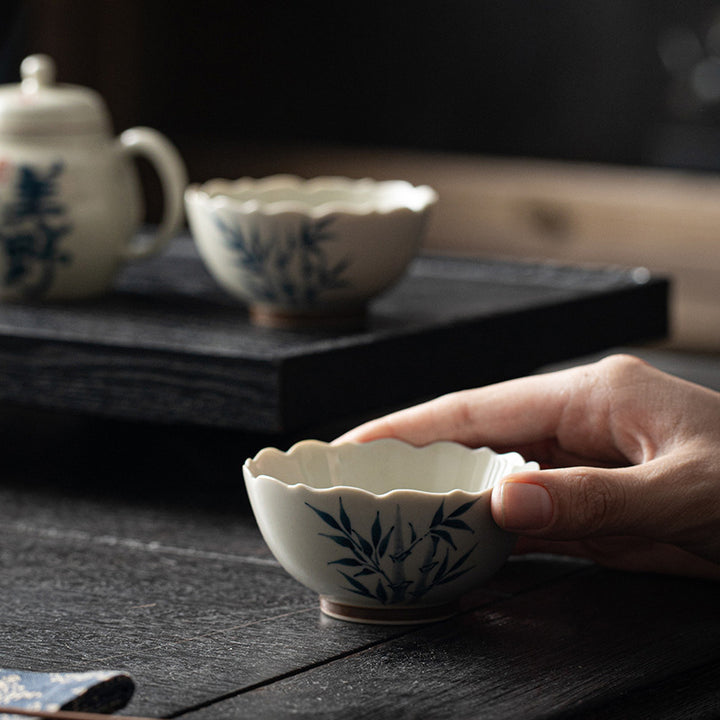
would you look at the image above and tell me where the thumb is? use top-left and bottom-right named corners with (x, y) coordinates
top-left (491, 467), bottom-right (639, 540)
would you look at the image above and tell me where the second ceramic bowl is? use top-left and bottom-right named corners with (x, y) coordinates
top-left (184, 175), bottom-right (437, 327)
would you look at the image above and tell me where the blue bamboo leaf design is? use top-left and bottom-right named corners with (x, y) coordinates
top-left (314, 216), bottom-right (335, 233)
top-left (430, 529), bottom-right (457, 550)
top-left (388, 580), bottom-right (413, 593)
top-left (448, 543), bottom-right (478, 575)
top-left (306, 502), bottom-right (343, 531)
top-left (353, 530), bottom-right (373, 557)
top-left (377, 526), bottom-right (394, 558)
top-left (430, 501), bottom-right (445, 528)
top-left (434, 549), bottom-right (450, 583)
top-left (328, 558), bottom-right (363, 567)
top-left (339, 497), bottom-right (352, 534)
top-left (448, 500), bottom-right (478, 518)
top-left (371, 512), bottom-right (382, 548)
top-left (339, 571), bottom-right (375, 599)
top-left (319, 533), bottom-right (355, 549)
top-left (322, 258), bottom-right (351, 290)
top-left (440, 518), bottom-right (474, 532)
top-left (214, 213), bottom-right (350, 307)
top-left (375, 579), bottom-right (388, 604)
top-left (390, 548), bottom-right (413, 563)
top-left (310, 497), bottom-right (481, 606)
top-left (330, 257), bottom-right (350, 275)
top-left (436, 568), bottom-right (473, 586)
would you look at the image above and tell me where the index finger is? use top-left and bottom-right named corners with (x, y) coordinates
top-left (334, 365), bottom-right (579, 448)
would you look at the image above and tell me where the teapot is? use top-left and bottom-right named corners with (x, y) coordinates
top-left (0, 54), bottom-right (187, 300)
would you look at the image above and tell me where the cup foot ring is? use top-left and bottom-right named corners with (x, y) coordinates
top-left (319, 596), bottom-right (459, 625)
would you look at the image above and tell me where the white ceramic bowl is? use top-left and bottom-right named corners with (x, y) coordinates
top-left (184, 175), bottom-right (437, 327)
top-left (243, 439), bottom-right (538, 624)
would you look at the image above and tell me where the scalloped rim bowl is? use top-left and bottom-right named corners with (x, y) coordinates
top-left (186, 174), bottom-right (438, 217)
top-left (184, 175), bottom-right (438, 328)
top-left (243, 439), bottom-right (538, 624)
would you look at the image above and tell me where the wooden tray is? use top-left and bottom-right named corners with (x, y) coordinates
top-left (0, 234), bottom-right (668, 435)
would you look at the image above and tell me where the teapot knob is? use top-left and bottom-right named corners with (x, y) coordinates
top-left (20, 54), bottom-right (56, 93)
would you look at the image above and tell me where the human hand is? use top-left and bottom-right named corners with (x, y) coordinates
top-left (336, 355), bottom-right (720, 579)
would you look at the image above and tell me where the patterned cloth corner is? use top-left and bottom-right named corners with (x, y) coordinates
top-left (0, 669), bottom-right (135, 718)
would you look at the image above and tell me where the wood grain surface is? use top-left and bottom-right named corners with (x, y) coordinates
top-left (1, 410), bottom-right (718, 720)
top-left (0, 235), bottom-right (668, 435)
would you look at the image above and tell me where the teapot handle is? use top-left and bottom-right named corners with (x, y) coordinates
top-left (117, 127), bottom-right (188, 261)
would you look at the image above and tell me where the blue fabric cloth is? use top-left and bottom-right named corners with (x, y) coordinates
top-left (0, 669), bottom-right (134, 717)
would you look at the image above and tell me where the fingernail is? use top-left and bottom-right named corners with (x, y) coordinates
top-left (497, 481), bottom-right (553, 530)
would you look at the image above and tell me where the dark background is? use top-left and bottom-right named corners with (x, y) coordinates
top-left (4, 1), bottom-right (720, 170)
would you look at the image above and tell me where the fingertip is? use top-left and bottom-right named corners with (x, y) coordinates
top-left (490, 481), bottom-right (505, 526)
top-left (332, 425), bottom-right (384, 446)
top-left (492, 476), bottom-right (554, 531)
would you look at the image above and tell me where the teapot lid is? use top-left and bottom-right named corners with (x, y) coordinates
top-left (0, 54), bottom-right (112, 136)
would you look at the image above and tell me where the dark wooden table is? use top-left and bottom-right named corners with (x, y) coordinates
top-left (2, 410), bottom-right (719, 720)
top-left (5, 236), bottom-right (716, 719)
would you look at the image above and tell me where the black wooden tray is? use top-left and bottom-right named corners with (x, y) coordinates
top-left (0, 234), bottom-right (668, 435)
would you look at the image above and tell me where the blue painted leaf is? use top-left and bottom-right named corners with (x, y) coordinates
top-left (388, 580), bottom-right (413, 591)
top-left (436, 568), bottom-right (472, 586)
top-left (329, 258), bottom-right (351, 282)
top-left (315, 215), bottom-right (336, 231)
top-left (409, 522), bottom-right (417, 543)
top-left (305, 502), bottom-right (342, 531)
top-left (389, 580), bottom-right (413, 592)
top-left (441, 518), bottom-right (473, 532)
top-left (390, 549), bottom-right (412, 563)
top-left (430, 500), bottom-right (445, 528)
top-left (339, 497), bottom-right (352, 534)
top-left (353, 530), bottom-right (373, 557)
top-left (434, 549), bottom-right (450, 582)
top-left (448, 543), bottom-right (478, 574)
top-left (420, 561), bottom-right (439, 574)
top-left (448, 499), bottom-right (478, 518)
top-left (346, 588), bottom-right (376, 599)
top-left (376, 579), bottom-right (388, 604)
top-left (377, 525), bottom-right (395, 558)
top-left (339, 571), bottom-right (374, 598)
top-left (354, 568), bottom-right (377, 577)
top-left (319, 533), bottom-right (355, 550)
top-left (371, 511), bottom-right (382, 548)
top-left (430, 529), bottom-right (457, 550)
top-left (328, 558), bottom-right (363, 567)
